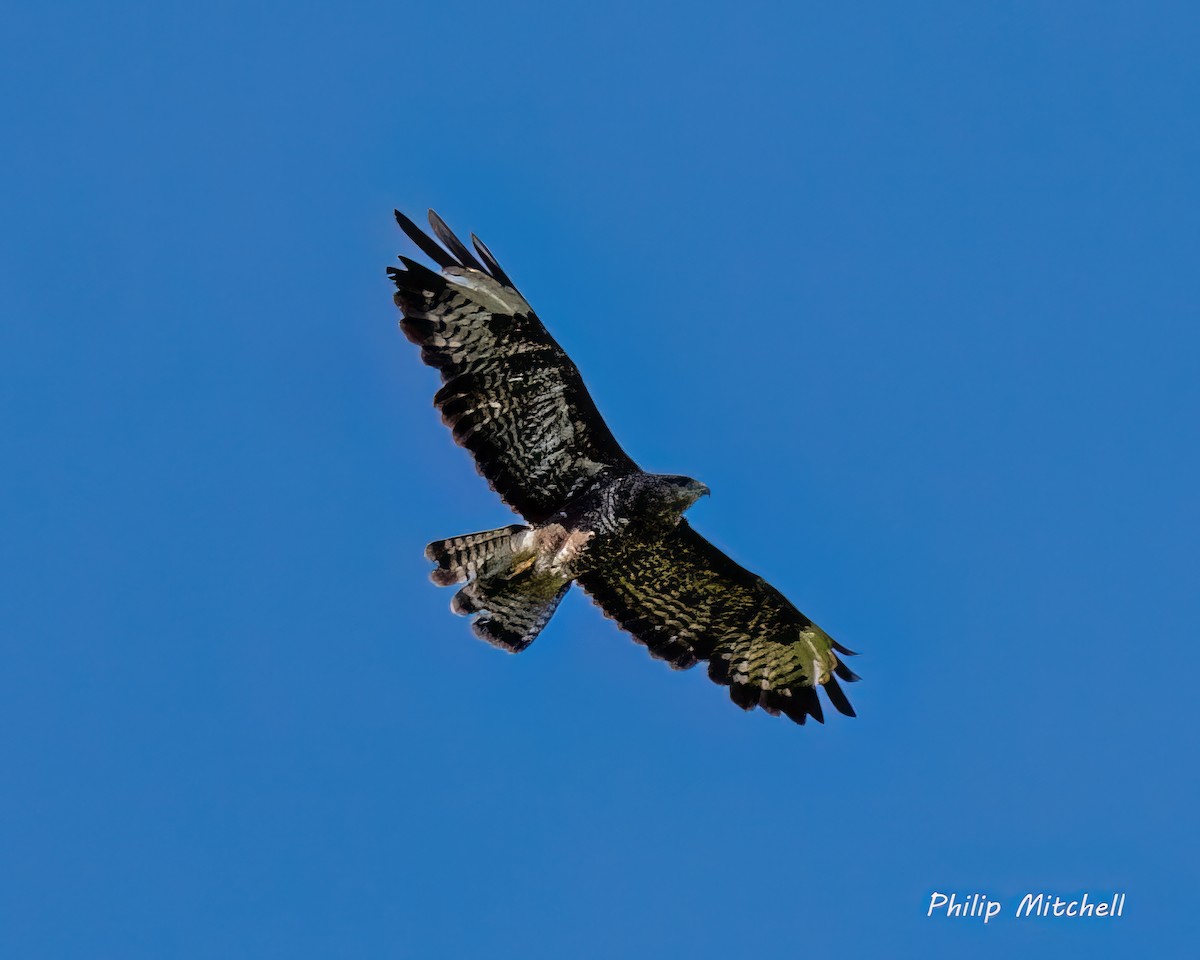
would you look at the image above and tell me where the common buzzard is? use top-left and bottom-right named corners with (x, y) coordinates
top-left (389, 210), bottom-right (859, 725)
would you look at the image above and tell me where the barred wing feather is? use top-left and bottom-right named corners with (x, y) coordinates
top-left (578, 521), bottom-right (859, 724)
top-left (389, 210), bottom-right (638, 524)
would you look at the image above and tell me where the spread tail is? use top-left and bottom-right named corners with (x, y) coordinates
top-left (425, 526), bottom-right (572, 652)
top-left (425, 525), bottom-right (528, 586)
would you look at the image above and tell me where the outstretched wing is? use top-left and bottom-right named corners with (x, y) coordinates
top-left (578, 521), bottom-right (859, 724)
top-left (389, 210), bottom-right (638, 523)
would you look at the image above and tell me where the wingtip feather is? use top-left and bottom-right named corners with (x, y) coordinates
top-left (427, 209), bottom-right (487, 272)
top-left (470, 232), bottom-right (515, 287)
top-left (394, 209), bottom-right (456, 269)
top-left (823, 675), bottom-right (856, 717)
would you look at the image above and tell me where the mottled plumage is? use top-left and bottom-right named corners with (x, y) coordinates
top-left (389, 210), bottom-right (859, 725)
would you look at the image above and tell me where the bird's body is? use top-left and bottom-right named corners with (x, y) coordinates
top-left (390, 210), bottom-right (859, 725)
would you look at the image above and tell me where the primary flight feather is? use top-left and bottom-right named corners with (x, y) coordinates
top-left (389, 210), bottom-right (859, 725)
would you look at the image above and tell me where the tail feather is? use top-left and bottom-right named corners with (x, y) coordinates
top-left (426, 525), bottom-right (571, 652)
top-left (467, 581), bottom-right (571, 652)
top-left (425, 525), bottom-right (528, 586)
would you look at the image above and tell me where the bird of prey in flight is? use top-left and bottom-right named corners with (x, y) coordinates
top-left (388, 210), bottom-right (859, 725)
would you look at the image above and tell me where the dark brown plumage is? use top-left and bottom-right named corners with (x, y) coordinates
top-left (390, 210), bottom-right (859, 724)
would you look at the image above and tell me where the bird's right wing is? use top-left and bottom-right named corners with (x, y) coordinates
top-left (389, 210), bottom-right (638, 524)
top-left (578, 521), bottom-right (859, 725)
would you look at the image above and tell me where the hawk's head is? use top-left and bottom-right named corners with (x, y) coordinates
top-left (636, 474), bottom-right (710, 523)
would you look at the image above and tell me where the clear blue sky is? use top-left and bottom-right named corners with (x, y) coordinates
top-left (2, 2), bottom-right (1197, 958)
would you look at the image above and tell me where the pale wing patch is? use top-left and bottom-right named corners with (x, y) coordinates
top-left (443, 266), bottom-right (532, 316)
top-left (798, 626), bottom-right (837, 686)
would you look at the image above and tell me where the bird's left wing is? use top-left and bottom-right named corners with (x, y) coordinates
top-left (577, 521), bottom-right (860, 724)
top-left (389, 210), bottom-right (638, 524)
